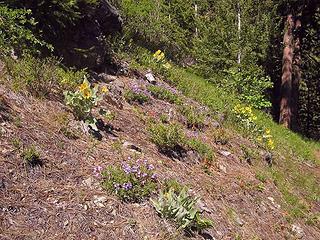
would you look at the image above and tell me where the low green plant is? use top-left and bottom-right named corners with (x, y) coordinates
top-left (211, 127), bottom-right (230, 145)
top-left (178, 105), bottom-right (205, 129)
top-left (163, 179), bottom-right (185, 194)
top-left (147, 85), bottom-right (182, 104)
top-left (151, 187), bottom-right (213, 232)
top-left (148, 122), bottom-right (185, 150)
top-left (11, 138), bottom-right (22, 150)
top-left (255, 171), bottom-right (268, 183)
top-left (187, 138), bottom-right (214, 162)
top-left (21, 146), bottom-right (42, 167)
top-left (102, 160), bottom-right (157, 202)
top-left (64, 77), bottom-right (106, 130)
top-left (4, 55), bottom-right (85, 96)
top-left (124, 89), bottom-right (149, 104)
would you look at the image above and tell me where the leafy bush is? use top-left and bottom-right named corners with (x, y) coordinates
top-left (148, 122), bottom-right (186, 150)
top-left (5, 0), bottom-right (99, 42)
top-left (102, 160), bottom-right (157, 202)
top-left (178, 105), bottom-right (205, 129)
top-left (64, 77), bottom-right (107, 130)
top-left (151, 187), bottom-right (213, 232)
top-left (147, 85), bottom-right (181, 104)
top-left (0, 6), bottom-right (50, 56)
top-left (227, 68), bottom-right (273, 109)
top-left (3, 55), bottom-right (85, 96)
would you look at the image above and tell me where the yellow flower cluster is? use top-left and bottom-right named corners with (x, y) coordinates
top-left (233, 104), bottom-right (275, 151)
top-left (79, 79), bottom-right (92, 99)
top-left (257, 128), bottom-right (275, 150)
top-left (233, 104), bottom-right (257, 122)
top-left (153, 50), bottom-right (165, 62)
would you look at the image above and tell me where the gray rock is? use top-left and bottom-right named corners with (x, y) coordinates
top-left (219, 165), bottom-right (227, 173)
top-left (211, 120), bottom-right (220, 128)
top-left (82, 177), bottom-right (94, 188)
top-left (123, 141), bottom-right (142, 153)
top-left (235, 216), bottom-right (245, 226)
top-left (219, 150), bottom-right (231, 157)
top-left (291, 224), bottom-right (304, 239)
top-left (145, 72), bottom-right (156, 84)
top-left (196, 200), bottom-right (212, 213)
top-left (93, 195), bottom-right (108, 208)
top-left (93, 73), bottom-right (117, 83)
top-left (185, 150), bottom-right (201, 164)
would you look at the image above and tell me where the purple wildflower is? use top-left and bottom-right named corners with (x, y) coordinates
top-left (93, 166), bottom-right (103, 177)
top-left (131, 165), bottom-right (139, 173)
top-left (122, 163), bottom-right (131, 174)
top-left (142, 173), bottom-right (148, 178)
top-left (114, 183), bottom-right (120, 191)
top-left (147, 164), bottom-right (155, 170)
top-left (151, 173), bottom-right (157, 180)
top-left (122, 182), bottom-right (133, 190)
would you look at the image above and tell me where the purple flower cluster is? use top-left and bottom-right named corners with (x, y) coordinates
top-left (110, 159), bottom-right (158, 193)
top-left (131, 84), bottom-right (149, 96)
top-left (93, 166), bottom-right (103, 177)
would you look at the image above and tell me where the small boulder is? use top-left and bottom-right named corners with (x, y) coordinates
top-left (145, 71), bottom-right (156, 84)
top-left (291, 224), bottom-right (304, 239)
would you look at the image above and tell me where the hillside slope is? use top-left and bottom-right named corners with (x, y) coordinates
top-left (0, 67), bottom-right (319, 240)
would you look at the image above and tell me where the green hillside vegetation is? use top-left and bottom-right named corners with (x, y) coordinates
top-left (1, 0), bottom-right (320, 239)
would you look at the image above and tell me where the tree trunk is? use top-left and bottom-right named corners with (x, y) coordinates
top-left (291, 18), bottom-right (302, 130)
top-left (279, 14), bottom-right (295, 128)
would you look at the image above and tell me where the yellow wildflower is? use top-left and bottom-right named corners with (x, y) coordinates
top-left (82, 89), bottom-right (92, 99)
top-left (79, 80), bottom-right (89, 92)
top-left (257, 136), bottom-right (263, 142)
top-left (245, 106), bottom-right (252, 113)
top-left (101, 86), bottom-right (108, 94)
top-left (267, 138), bottom-right (274, 150)
top-left (153, 50), bottom-right (162, 58)
top-left (265, 128), bottom-right (271, 135)
top-left (163, 62), bottom-right (171, 69)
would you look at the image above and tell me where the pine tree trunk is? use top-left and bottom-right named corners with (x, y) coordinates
top-left (279, 14), bottom-right (295, 128)
top-left (292, 18), bottom-right (302, 130)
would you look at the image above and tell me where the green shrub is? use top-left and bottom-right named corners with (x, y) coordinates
top-left (5, 0), bottom-right (99, 43)
top-left (226, 67), bottom-right (273, 109)
top-left (187, 138), bottom-right (214, 162)
top-left (151, 187), bottom-right (213, 232)
top-left (102, 160), bottom-right (157, 202)
top-left (64, 77), bottom-right (106, 130)
top-left (3, 55), bottom-right (85, 96)
top-left (124, 89), bottom-right (149, 104)
top-left (178, 105), bottom-right (205, 129)
top-left (148, 122), bottom-right (185, 150)
top-left (0, 6), bottom-right (50, 57)
top-left (148, 85), bottom-right (182, 104)
top-left (21, 146), bottom-right (42, 167)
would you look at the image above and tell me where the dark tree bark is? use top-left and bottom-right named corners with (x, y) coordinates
top-left (291, 18), bottom-right (302, 130)
top-left (279, 14), bottom-right (295, 128)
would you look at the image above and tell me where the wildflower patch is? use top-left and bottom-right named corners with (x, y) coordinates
top-left (101, 159), bottom-right (157, 202)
